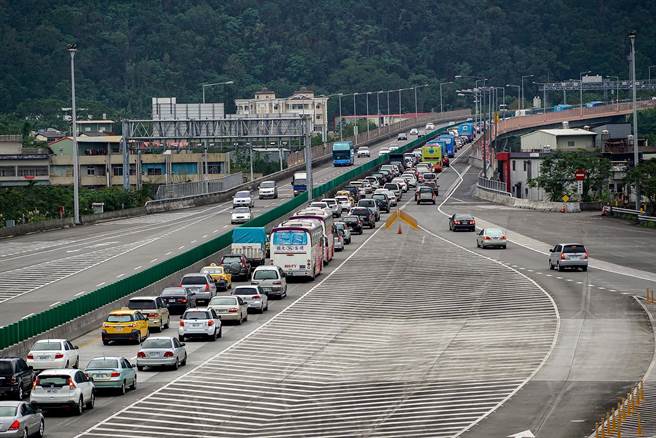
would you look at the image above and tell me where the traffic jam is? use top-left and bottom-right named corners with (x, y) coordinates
top-left (0, 121), bottom-right (488, 436)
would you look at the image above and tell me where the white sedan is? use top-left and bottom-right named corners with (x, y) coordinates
top-left (231, 207), bottom-right (252, 224)
top-left (357, 147), bottom-right (370, 157)
top-left (378, 148), bottom-right (390, 156)
top-left (374, 188), bottom-right (397, 206)
top-left (27, 339), bottom-right (80, 371)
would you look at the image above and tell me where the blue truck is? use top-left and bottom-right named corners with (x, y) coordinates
top-left (292, 172), bottom-right (307, 196)
top-left (438, 134), bottom-right (456, 158)
top-left (457, 122), bottom-right (474, 141)
top-left (231, 227), bottom-right (267, 266)
top-left (332, 141), bottom-right (355, 166)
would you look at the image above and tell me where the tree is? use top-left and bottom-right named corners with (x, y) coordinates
top-left (529, 151), bottom-right (610, 202)
top-left (625, 159), bottom-right (656, 215)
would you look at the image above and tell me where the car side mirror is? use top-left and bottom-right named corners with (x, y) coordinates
top-left (180, 342), bottom-right (186, 346)
top-left (74, 345), bottom-right (79, 349)
top-left (549, 249), bottom-right (554, 252)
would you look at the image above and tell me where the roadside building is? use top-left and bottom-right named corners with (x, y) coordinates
top-left (496, 151), bottom-right (551, 200)
top-left (34, 129), bottom-right (65, 143)
top-left (235, 88), bottom-right (328, 141)
top-left (0, 135), bottom-right (50, 187)
top-left (520, 128), bottom-right (597, 152)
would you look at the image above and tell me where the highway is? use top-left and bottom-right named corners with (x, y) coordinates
top-left (0, 129), bottom-right (424, 327)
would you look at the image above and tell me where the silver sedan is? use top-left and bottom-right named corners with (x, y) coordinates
top-left (136, 337), bottom-right (187, 371)
top-left (476, 228), bottom-right (507, 249)
top-left (0, 401), bottom-right (44, 437)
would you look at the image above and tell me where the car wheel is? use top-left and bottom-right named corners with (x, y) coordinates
top-left (16, 384), bottom-right (23, 400)
top-left (218, 327), bottom-right (222, 338)
top-left (582, 266), bottom-right (588, 272)
top-left (74, 397), bottom-right (84, 415)
top-left (237, 314), bottom-right (243, 325)
top-left (130, 376), bottom-right (137, 390)
top-left (181, 354), bottom-right (187, 366)
top-left (120, 380), bottom-right (127, 395)
top-left (502, 245), bottom-right (507, 249)
top-left (244, 312), bottom-right (248, 322)
top-left (164, 318), bottom-right (170, 329)
top-left (549, 261), bottom-right (553, 270)
top-left (210, 329), bottom-right (217, 342)
top-left (102, 338), bottom-right (110, 346)
top-left (37, 420), bottom-right (45, 438)
top-left (179, 335), bottom-right (185, 342)
top-left (137, 365), bottom-right (144, 371)
top-left (476, 241), bottom-right (480, 248)
top-left (172, 358), bottom-right (179, 370)
top-left (87, 392), bottom-right (95, 409)
top-left (555, 262), bottom-right (560, 272)
top-left (74, 357), bottom-right (79, 369)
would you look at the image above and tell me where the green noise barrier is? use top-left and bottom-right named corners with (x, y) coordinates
top-left (0, 126), bottom-right (448, 349)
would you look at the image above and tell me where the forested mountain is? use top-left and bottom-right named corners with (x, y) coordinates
top-left (1, 0), bottom-right (655, 131)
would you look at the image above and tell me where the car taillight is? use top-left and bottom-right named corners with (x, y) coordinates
top-left (273, 281), bottom-right (282, 285)
top-left (27, 353), bottom-right (33, 360)
top-left (8, 420), bottom-right (20, 431)
top-left (501, 235), bottom-right (507, 240)
top-left (252, 295), bottom-right (261, 301)
top-left (110, 371), bottom-right (120, 377)
top-left (163, 351), bottom-right (174, 358)
top-left (137, 352), bottom-right (146, 358)
top-left (483, 236), bottom-right (491, 240)
top-left (470, 220), bottom-right (475, 224)
top-left (454, 220), bottom-right (460, 224)
top-left (204, 283), bottom-right (210, 291)
top-left (228, 307), bottom-right (239, 313)
top-left (583, 250), bottom-right (589, 259)
top-left (67, 377), bottom-right (76, 390)
top-left (55, 353), bottom-right (64, 359)
top-left (177, 298), bottom-right (187, 303)
top-left (179, 320), bottom-right (185, 327)
top-left (32, 377), bottom-right (39, 389)
top-left (560, 253), bottom-right (568, 260)
top-left (207, 320), bottom-right (214, 326)
top-left (148, 313), bottom-right (158, 318)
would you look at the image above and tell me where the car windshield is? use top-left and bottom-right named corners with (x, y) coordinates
top-left (373, 194), bottom-right (386, 200)
top-left (335, 197), bottom-right (348, 203)
top-left (210, 297), bottom-right (237, 306)
top-left (334, 223), bottom-right (345, 230)
top-left (322, 199), bottom-right (336, 205)
top-left (359, 200), bottom-right (374, 206)
top-left (32, 341), bottom-right (62, 351)
top-left (272, 230), bottom-right (308, 245)
top-left (352, 208), bottom-right (367, 215)
top-left (87, 359), bottom-right (119, 369)
top-left (106, 314), bottom-right (134, 323)
top-left (384, 184), bottom-right (398, 190)
top-left (234, 287), bottom-right (258, 295)
top-left (420, 187), bottom-right (432, 193)
top-left (485, 229), bottom-right (504, 237)
top-left (183, 311), bottom-right (210, 320)
top-left (234, 207), bottom-right (250, 214)
top-left (423, 173), bottom-right (436, 180)
top-left (260, 181), bottom-right (275, 188)
top-left (235, 191), bottom-right (250, 198)
top-left (128, 300), bottom-right (156, 310)
top-left (310, 203), bottom-right (327, 208)
top-left (161, 288), bottom-right (186, 296)
top-left (38, 376), bottom-right (69, 387)
top-left (563, 245), bottom-right (586, 253)
top-left (0, 362), bottom-right (13, 375)
top-left (141, 339), bottom-right (173, 349)
top-left (253, 270), bottom-right (278, 280)
top-left (181, 276), bottom-right (207, 285)
top-left (455, 215), bottom-right (473, 220)
top-left (0, 406), bottom-right (17, 416)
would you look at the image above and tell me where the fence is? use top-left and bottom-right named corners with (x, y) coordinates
top-left (0, 125), bottom-right (452, 351)
top-left (605, 206), bottom-right (656, 224)
top-left (154, 172), bottom-right (243, 200)
top-left (477, 176), bottom-right (509, 195)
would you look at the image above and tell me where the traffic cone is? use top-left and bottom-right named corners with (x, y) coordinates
top-left (397, 222), bottom-right (403, 235)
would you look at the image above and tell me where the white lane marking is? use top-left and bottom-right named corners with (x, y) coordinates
top-left (223, 225), bottom-right (229, 228)
top-left (66, 249), bottom-right (81, 253)
top-left (190, 240), bottom-right (197, 244)
top-left (213, 229), bottom-right (219, 233)
top-left (74, 291), bottom-right (85, 296)
top-left (546, 274), bottom-right (553, 277)
top-left (610, 289), bottom-right (617, 292)
top-left (49, 301), bottom-right (61, 307)
top-left (150, 258), bottom-right (158, 263)
top-left (133, 266), bottom-right (142, 271)
top-left (598, 287), bottom-right (606, 290)
top-left (116, 273), bottom-right (125, 279)
top-left (165, 251), bottom-right (172, 256)
top-left (202, 234), bottom-right (208, 239)
top-left (96, 282), bottom-right (106, 287)
top-left (178, 245), bottom-right (185, 250)
top-left (21, 313), bottom-right (35, 319)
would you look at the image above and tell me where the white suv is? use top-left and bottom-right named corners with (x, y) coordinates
top-left (178, 308), bottom-right (222, 341)
top-left (31, 369), bottom-right (95, 415)
top-left (27, 339), bottom-right (80, 371)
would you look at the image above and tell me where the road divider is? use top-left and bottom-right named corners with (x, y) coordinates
top-left (0, 122), bottom-right (458, 354)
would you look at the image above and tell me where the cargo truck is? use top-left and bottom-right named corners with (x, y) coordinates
top-left (231, 227), bottom-right (267, 267)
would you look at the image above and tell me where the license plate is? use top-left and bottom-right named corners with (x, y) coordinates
top-left (94, 374), bottom-right (110, 380)
top-left (192, 323), bottom-right (201, 328)
top-left (217, 309), bottom-right (228, 313)
top-left (167, 298), bottom-right (176, 303)
top-left (148, 352), bottom-right (160, 358)
top-left (38, 355), bottom-right (49, 360)
top-left (261, 288), bottom-right (272, 292)
top-left (46, 388), bottom-right (59, 393)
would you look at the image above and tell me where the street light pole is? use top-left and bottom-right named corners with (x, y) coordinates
top-left (366, 91), bottom-right (371, 139)
top-left (629, 31), bottom-right (640, 210)
top-left (440, 81), bottom-right (453, 113)
top-left (67, 44), bottom-right (80, 225)
top-left (353, 93), bottom-right (358, 145)
top-left (505, 84), bottom-right (520, 111)
top-left (201, 80), bottom-right (234, 104)
top-left (338, 93), bottom-right (343, 140)
top-left (520, 75), bottom-right (534, 110)
top-left (248, 142), bottom-right (254, 182)
top-left (608, 75), bottom-right (620, 111)
top-left (579, 71), bottom-right (591, 115)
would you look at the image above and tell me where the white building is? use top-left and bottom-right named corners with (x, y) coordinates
top-left (520, 128), bottom-right (597, 152)
top-left (235, 88), bottom-right (328, 140)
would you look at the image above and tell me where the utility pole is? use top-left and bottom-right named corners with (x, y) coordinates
top-left (366, 92), bottom-right (370, 139)
top-left (248, 142), bottom-right (253, 182)
top-left (67, 44), bottom-right (80, 225)
top-left (440, 81), bottom-right (453, 113)
top-left (629, 31), bottom-right (640, 210)
top-left (580, 70), bottom-right (591, 115)
top-left (304, 120), bottom-right (313, 204)
top-left (203, 141), bottom-right (209, 193)
top-left (338, 93), bottom-right (343, 140)
top-left (414, 86), bottom-right (418, 118)
top-left (353, 93), bottom-right (358, 145)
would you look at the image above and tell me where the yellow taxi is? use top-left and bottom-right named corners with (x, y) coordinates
top-left (200, 263), bottom-right (232, 291)
top-left (101, 309), bottom-right (149, 345)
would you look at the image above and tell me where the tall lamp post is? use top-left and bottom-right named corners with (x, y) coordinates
top-left (505, 84), bottom-right (521, 111)
top-left (579, 71), bottom-right (591, 115)
top-left (607, 75), bottom-right (620, 111)
top-left (440, 81), bottom-right (453, 113)
top-left (520, 74), bottom-right (534, 110)
top-left (67, 43), bottom-right (80, 225)
top-left (201, 80), bottom-right (234, 104)
top-left (629, 31), bottom-right (640, 210)
top-left (353, 92), bottom-right (358, 145)
top-left (366, 91), bottom-right (373, 139)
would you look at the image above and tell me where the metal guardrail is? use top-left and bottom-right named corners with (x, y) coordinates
top-left (0, 125), bottom-right (453, 350)
top-left (604, 206), bottom-right (656, 224)
top-left (477, 176), bottom-right (510, 196)
top-left (154, 173), bottom-right (243, 200)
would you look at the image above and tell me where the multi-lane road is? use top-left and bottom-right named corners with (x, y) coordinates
top-left (4, 131), bottom-right (656, 437)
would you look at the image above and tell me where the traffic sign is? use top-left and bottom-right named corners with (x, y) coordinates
top-left (384, 209), bottom-right (418, 232)
top-left (561, 194), bottom-right (570, 202)
top-left (575, 168), bottom-right (586, 181)
top-left (577, 180), bottom-right (583, 194)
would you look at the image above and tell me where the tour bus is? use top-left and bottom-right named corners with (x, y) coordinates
top-left (421, 143), bottom-right (443, 173)
top-left (290, 208), bottom-right (335, 264)
top-left (292, 172), bottom-right (307, 196)
top-left (332, 141), bottom-right (355, 166)
top-left (270, 220), bottom-right (324, 280)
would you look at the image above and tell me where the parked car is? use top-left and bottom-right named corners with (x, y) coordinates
top-left (350, 207), bottom-right (376, 229)
top-left (232, 285), bottom-right (268, 313)
top-left (0, 400), bottom-right (44, 436)
top-left (476, 228), bottom-right (508, 249)
top-left (84, 357), bottom-right (136, 394)
top-left (30, 369), bottom-right (94, 415)
top-left (178, 308), bottom-right (222, 342)
top-left (258, 180), bottom-right (278, 199)
top-left (549, 243), bottom-right (589, 271)
top-left (219, 254), bottom-right (252, 281)
top-left (0, 358), bottom-right (34, 400)
top-left (159, 287), bottom-right (196, 314)
top-left (231, 206), bottom-right (252, 224)
top-left (397, 132), bottom-right (408, 141)
top-left (342, 215), bottom-right (363, 235)
top-left (208, 296), bottom-right (248, 324)
top-left (101, 309), bottom-right (149, 345)
top-left (200, 263), bottom-right (232, 291)
top-left (232, 190), bottom-right (254, 208)
top-left (334, 222), bottom-right (352, 244)
top-left (415, 185), bottom-right (436, 204)
top-left (26, 340), bottom-right (79, 371)
top-left (449, 213), bottom-right (476, 232)
top-left (357, 199), bottom-right (380, 221)
top-left (127, 296), bottom-right (170, 332)
top-left (179, 273), bottom-right (217, 306)
top-left (251, 265), bottom-right (287, 299)
top-left (136, 337), bottom-right (187, 371)
top-left (357, 147), bottom-right (370, 157)
top-left (321, 198), bottom-right (342, 218)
